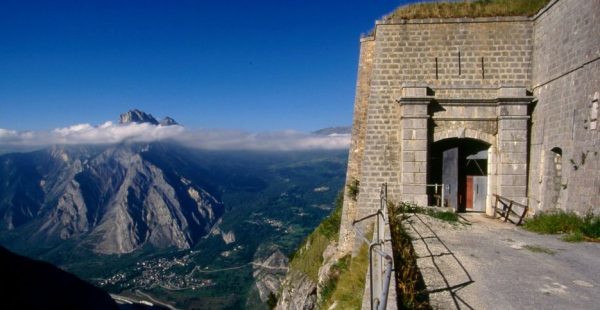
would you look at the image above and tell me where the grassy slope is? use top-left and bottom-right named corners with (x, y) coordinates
top-left (289, 192), bottom-right (343, 282)
top-left (319, 243), bottom-right (368, 310)
top-left (286, 193), bottom-right (370, 309)
top-left (387, 0), bottom-right (551, 20)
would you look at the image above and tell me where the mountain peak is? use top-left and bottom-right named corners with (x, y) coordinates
top-left (312, 126), bottom-right (351, 136)
top-left (160, 116), bottom-right (178, 126)
top-left (119, 109), bottom-right (179, 126)
top-left (119, 109), bottom-right (159, 125)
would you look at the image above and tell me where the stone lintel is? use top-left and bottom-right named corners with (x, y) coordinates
top-left (397, 97), bottom-right (433, 105)
top-left (401, 115), bottom-right (430, 120)
top-left (433, 117), bottom-right (496, 121)
top-left (436, 98), bottom-right (498, 106)
top-left (498, 115), bottom-right (531, 120)
top-left (497, 98), bottom-right (534, 105)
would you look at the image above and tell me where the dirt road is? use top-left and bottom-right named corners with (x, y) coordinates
top-left (402, 212), bottom-right (600, 309)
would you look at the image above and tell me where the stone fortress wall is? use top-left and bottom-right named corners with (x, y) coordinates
top-left (338, 0), bottom-right (600, 254)
top-left (528, 0), bottom-right (600, 215)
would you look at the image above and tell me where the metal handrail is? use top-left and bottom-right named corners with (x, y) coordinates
top-left (426, 183), bottom-right (445, 207)
top-left (352, 183), bottom-right (394, 310)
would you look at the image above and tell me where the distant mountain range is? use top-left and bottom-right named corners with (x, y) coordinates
top-left (0, 142), bottom-right (223, 254)
top-left (0, 110), bottom-right (348, 308)
top-left (312, 126), bottom-right (351, 136)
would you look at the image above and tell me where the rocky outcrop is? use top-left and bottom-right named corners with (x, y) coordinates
top-left (276, 269), bottom-right (317, 310)
top-left (275, 241), bottom-right (341, 310)
top-left (222, 230), bottom-right (236, 244)
top-left (316, 243), bottom-right (339, 298)
top-left (253, 249), bottom-right (289, 302)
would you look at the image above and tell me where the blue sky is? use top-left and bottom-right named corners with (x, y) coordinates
top-left (0, 0), bottom-right (414, 132)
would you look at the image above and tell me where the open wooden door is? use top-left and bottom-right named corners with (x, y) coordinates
top-left (466, 176), bottom-right (474, 209)
top-left (473, 176), bottom-right (487, 211)
top-left (442, 147), bottom-right (458, 210)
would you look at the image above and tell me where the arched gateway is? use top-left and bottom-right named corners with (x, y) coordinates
top-left (430, 137), bottom-right (490, 212)
top-left (397, 85), bottom-right (532, 215)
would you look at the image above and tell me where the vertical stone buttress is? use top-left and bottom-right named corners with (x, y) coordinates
top-left (497, 86), bottom-right (532, 206)
top-left (398, 85), bottom-right (432, 206)
top-left (354, 24), bottom-right (404, 228)
top-left (338, 37), bottom-right (375, 254)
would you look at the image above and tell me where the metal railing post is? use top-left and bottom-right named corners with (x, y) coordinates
top-left (441, 184), bottom-right (445, 208)
top-left (425, 183), bottom-right (445, 207)
top-left (353, 183), bottom-right (393, 310)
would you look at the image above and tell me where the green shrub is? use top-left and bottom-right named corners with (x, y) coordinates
top-left (346, 179), bottom-right (360, 201)
top-left (396, 202), bottom-right (459, 223)
top-left (581, 214), bottom-right (600, 239)
top-left (388, 203), bottom-right (432, 309)
top-left (563, 231), bottom-right (585, 243)
top-left (317, 192), bottom-right (344, 240)
top-left (523, 210), bottom-right (600, 242)
top-left (523, 210), bottom-right (584, 234)
top-left (428, 210), bottom-right (459, 222)
top-left (267, 292), bottom-right (277, 309)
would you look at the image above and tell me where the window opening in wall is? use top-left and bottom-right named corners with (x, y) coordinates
top-left (591, 92), bottom-right (598, 130)
top-left (435, 57), bottom-right (439, 80)
top-left (549, 147), bottom-right (563, 208)
top-left (458, 51), bottom-right (462, 76)
top-left (481, 57), bottom-right (485, 79)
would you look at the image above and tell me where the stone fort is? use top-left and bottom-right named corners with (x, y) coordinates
top-left (339, 0), bottom-right (599, 253)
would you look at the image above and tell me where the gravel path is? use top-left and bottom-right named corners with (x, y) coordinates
top-left (402, 212), bottom-right (600, 310)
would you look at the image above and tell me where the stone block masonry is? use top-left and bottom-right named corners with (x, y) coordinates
top-left (528, 0), bottom-right (600, 214)
top-left (338, 0), bottom-right (600, 254)
top-left (338, 37), bottom-right (375, 254)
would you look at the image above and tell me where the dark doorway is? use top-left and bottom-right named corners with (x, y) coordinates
top-left (429, 138), bottom-right (490, 212)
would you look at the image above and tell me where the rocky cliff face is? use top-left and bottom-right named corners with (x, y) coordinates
top-left (253, 248), bottom-right (289, 303)
top-left (0, 143), bottom-right (223, 254)
top-left (275, 242), bottom-right (340, 310)
top-left (119, 109), bottom-right (178, 127)
top-left (276, 269), bottom-right (317, 310)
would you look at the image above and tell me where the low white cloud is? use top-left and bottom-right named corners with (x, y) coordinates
top-left (177, 129), bottom-right (350, 151)
top-left (49, 121), bottom-right (185, 144)
top-left (0, 122), bottom-right (350, 153)
top-left (0, 122), bottom-right (183, 149)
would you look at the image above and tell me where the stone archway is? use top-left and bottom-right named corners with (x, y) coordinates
top-left (429, 136), bottom-right (493, 213)
top-left (430, 128), bottom-right (499, 214)
top-left (433, 128), bottom-right (496, 146)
